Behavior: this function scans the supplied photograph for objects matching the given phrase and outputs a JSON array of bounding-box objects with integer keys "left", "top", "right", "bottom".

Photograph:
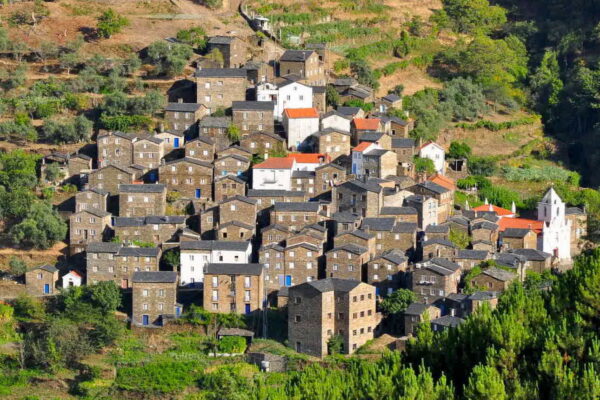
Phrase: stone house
[
  {"left": 214, "top": 175, "right": 246, "bottom": 202},
  {"left": 75, "top": 189, "right": 108, "bottom": 213},
  {"left": 207, "top": 36, "right": 248, "bottom": 68},
  {"left": 68, "top": 153, "right": 93, "bottom": 178},
  {"left": 334, "top": 178, "right": 384, "bottom": 218},
  {"left": 425, "top": 224, "right": 450, "bottom": 240},
  {"left": 357, "top": 147, "right": 397, "bottom": 179},
  {"left": 325, "top": 244, "right": 370, "bottom": 281},
  {"left": 422, "top": 238, "right": 457, "bottom": 260},
  {"left": 118, "top": 184, "right": 167, "bottom": 217},
  {"left": 404, "top": 303, "right": 442, "bottom": 336},
  {"left": 164, "top": 102, "right": 206, "bottom": 135},
  {"left": 260, "top": 242, "right": 321, "bottom": 292},
  {"left": 26, "top": 265, "right": 58, "bottom": 296},
  {"left": 290, "top": 171, "right": 316, "bottom": 197},
  {"left": 218, "top": 145, "right": 253, "bottom": 159},
  {"left": 217, "top": 221, "right": 255, "bottom": 241},
  {"left": 69, "top": 209, "right": 112, "bottom": 254},
  {"left": 185, "top": 136, "right": 216, "bottom": 162},
  {"left": 155, "top": 131, "right": 186, "bottom": 152},
  {"left": 431, "top": 315, "right": 465, "bottom": 332},
  {"left": 500, "top": 228, "right": 537, "bottom": 250},
  {"left": 379, "top": 115, "right": 413, "bottom": 137},
  {"left": 404, "top": 195, "right": 438, "bottom": 229},
  {"left": 566, "top": 206, "right": 587, "bottom": 257},
  {"left": 351, "top": 118, "right": 381, "bottom": 145},
  {"left": 278, "top": 50, "right": 325, "bottom": 86},
  {"left": 337, "top": 106, "right": 365, "bottom": 119},
  {"left": 470, "top": 267, "right": 518, "bottom": 292},
  {"left": 412, "top": 258, "right": 461, "bottom": 303},
  {"left": 312, "top": 129, "right": 351, "bottom": 161},
  {"left": 287, "top": 279, "right": 377, "bottom": 357},
  {"left": 132, "top": 137, "right": 164, "bottom": 170},
  {"left": 219, "top": 195, "right": 257, "bottom": 227},
  {"left": 159, "top": 157, "right": 213, "bottom": 200},
  {"left": 88, "top": 165, "right": 137, "bottom": 195},
  {"left": 391, "top": 138, "right": 416, "bottom": 175},
  {"left": 332, "top": 212, "right": 362, "bottom": 236},
  {"left": 195, "top": 68, "right": 247, "bottom": 113},
  {"left": 214, "top": 154, "right": 251, "bottom": 178},
  {"left": 112, "top": 215, "right": 186, "bottom": 245},
  {"left": 379, "top": 206, "right": 418, "bottom": 224},
  {"left": 132, "top": 271, "right": 180, "bottom": 327},
  {"left": 179, "top": 240, "right": 252, "bottom": 286},
  {"left": 260, "top": 224, "right": 291, "bottom": 246},
  {"left": 360, "top": 217, "right": 414, "bottom": 254},
  {"left": 314, "top": 163, "right": 347, "bottom": 198},
  {"left": 376, "top": 94, "right": 403, "bottom": 114},
  {"left": 510, "top": 248, "right": 553, "bottom": 273},
  {"left": 334, "top": 229, "right": 376, "bottom": 255},
  {"left": 471, "top": 221, "right": 499, "bottom": 246},
  {"left": 240, "top": 131, "right": 286, "bottom": 158},
  {"left": 232, "top": 101, "right": 275, "bottom": 135},
  {"left": 97, "top": 131, "right": 137, "bottom": 168},
  {"left": 283, "top": 108, "right": 320, "bottom": 151},
  {"left": 366, "top": 250, "right": 408, "bottom": 296},
  {"left": 86, "top": 242, "right": 161, "bottom": 288},
  {"left": 247, "top": 189, "right": 308, "bottom": 214},
  {"left": 198, "top": 116, "right": 232, "bottom": 151},
  {"left": 409, "top": 181, "right": 453, "bottom": 224},
  {"left": 204, "top": 263, "right": 264, "bottom": 314},
  {"left": 271, "top": 202, "right": 324, "bottom": 231},
  {"left": 453, "top": 249, "right": 489, "bottom": 271},
  {"left": 446, "top": 215, "right": 470, "bottom": 234},
  {"left": 244, "top": 59, "right": 275, "bottom": 84},
  {"left": 358, "top": 132, "right": 392, "bottom": 150}
]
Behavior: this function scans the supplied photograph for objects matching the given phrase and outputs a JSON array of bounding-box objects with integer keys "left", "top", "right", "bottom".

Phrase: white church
[{"left": 537, "top": 187, "right": 572, "bottom": 260}]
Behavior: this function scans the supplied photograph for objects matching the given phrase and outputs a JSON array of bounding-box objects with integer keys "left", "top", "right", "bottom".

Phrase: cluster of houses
[{"left": 27, "top": 35, "right": 587, "bottom": 358}]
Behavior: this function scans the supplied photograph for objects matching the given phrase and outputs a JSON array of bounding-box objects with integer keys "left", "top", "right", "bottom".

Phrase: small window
[{"left": 294, "top": 315, "right": 301, "bottom": 323}]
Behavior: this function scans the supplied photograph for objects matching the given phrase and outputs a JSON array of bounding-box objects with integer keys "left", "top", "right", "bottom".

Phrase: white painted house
[
  {"left": 62, "top": 270, "right": 83, "bottom": 288},
  {"left": 419, "top": 141, "right": 445, "bottom": 174},
  {"left": 538, "top": 188, "right": 571, "bottom": 260},
  {"left": 252, "top": 157, "right": 295, "bottom": 191},
  {"left": 282, "top": 108, "right": 320, "bottom": 151},
  {"left": 257, "top": 81, "right": 313, "bottom": 121},
  {"left": 321, "top": 110, "right": 352, "bottom": 133},
  {"left": 179, "top": 241, "right": 252, "bottom": 286},
  {"left": 351, "top": 142, "right": 381, "bottom": 177}
]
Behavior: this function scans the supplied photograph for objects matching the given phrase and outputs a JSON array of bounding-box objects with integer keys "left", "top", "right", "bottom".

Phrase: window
[
  {"left": 212, "top": 303, "right": 219, "bottom": 310},
  {"left": 306, "top": 262, "right": 313, "bottom": 269},
  {"left": 294, "top": 297, "right": 302, "bottom": 304},
  {"left": 230, "top": 204, "right": 237, "bottom": 211},
  {"left": 212, "top": 290, "right": 218, "bottom": 301},
  {"left": 142, "top": 304, "right": 148, "bottom": 310},
  {"left": 373, "top": 274, "right": 379, "bottom": 280},
  {"left": 108, "top": 266, "right": 114, "bottom": 273},
  {"left": 289, "top": 262, "right": 295, "bottom": 269},
  {"left": 244, "top": 276, "right": 251, "bottom": 288},
  {"left": 294, "top": 315, "right": 301, "bottom": 323},
  {"left": 142, "top": 289, "right": 149, "bottom": 297},
  {"left": 244, "top": 290, "right": 251, "bottom": 301},
  {"left": 158, "top": 303, "right": 164, "bottom": 311}
]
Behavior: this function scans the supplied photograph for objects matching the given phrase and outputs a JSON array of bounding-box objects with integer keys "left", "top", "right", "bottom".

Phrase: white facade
[
  {"left": 179, "top": 241, "right": 252, "bottom": 285},
  {"left": 252, "top": 166, "right": 293, "bottom": 190},
  {"left": 419, "top": 142, "right": 445, "bottom": 174},
  {"left": 283, "top": 115, "right": 320, "bottom": 151},
  {"left": 321, "top": 113, "right": 351, "bottom": 132},
  {"left": 537, "top": 188, "right": 571, "bottom": 260},
  {"left": 257, "top": 81, "right": 313, "bottom": 121},
  {"left": 351, "top": 143, "right": 380, "bottom": 177},
  {"left": 62, "top": 271, "right": 82, "bottom": 288}
]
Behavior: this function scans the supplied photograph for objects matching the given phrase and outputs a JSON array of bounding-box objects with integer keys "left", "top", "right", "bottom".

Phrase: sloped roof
[
  {"left": 280, "top": 50, "right": 315, "bottom": 62},
  {"left": 165, "top": 102, "right": 202, "bottom": 112},
  {"left": 133, "top": 271, "right": 177, "bottom": 283},
  {"left": 284, "top": 108, "right": 319, "bottom": 119},
  {"left": 429, "top": 174, "right": 456, "bottom": 191},
  {"left": 380, "top": 206, "right": 417, "bottom": 215},
  {"left": 194, "top": 68, "right": 247, "bottom": 78},
  {"left": 274, "top": 202, "right": 320, "bottom": 212},
  {"left": 353, "top": 118, "right": 380, "bottom": 130},
  {"left": 472, "top": 204, "right": 514, "bottom": 216},
  {"left": 288, "top": 153, "right": 328, "bottom": 164},
  {"left": 498, "top": 217, "right": 543, "bottom": 234},
  {"left": 502, "top": 228, "right": 532, "bottom": 238},
  {"left": 482, "top": 266, "right": 517, "bottom": 282},
  {"left": 119, "top": 184, "right": 166, "bottom": 193}
]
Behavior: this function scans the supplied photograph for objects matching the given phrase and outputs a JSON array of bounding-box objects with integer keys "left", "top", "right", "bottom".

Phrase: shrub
[
  {"left": 97, "top": 9, "right": 129, "bottom": 38},
  {"left": 116, "top": 361, "right": 204, "bottom": 394},
  {"left": 217, "top": 336, "right": 246, "bottom": 354},
  {"left": 414, "top": 156, "right": 436, "bottom": 174}
]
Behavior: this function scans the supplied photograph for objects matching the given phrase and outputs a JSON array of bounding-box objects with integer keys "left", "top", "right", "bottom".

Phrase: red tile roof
[
  {"left": 498, "top": 218, "right": 543, "bottom": 233},
  {"left": 473, "top": 204, "right": 514, "bottom": 217},
  {"left": 67, "top": 270, "right": 82, "bottom": 278},
  {"left": 288, "top": 153, "right": 330, "bottom": 164},
  {"left": 429, "top": 174, "right": 456, "bottom": 191},
  {"left": 353, "top": 118, "right": 380, "bottom": 131},
  {"left": 353, "top": 142, "right": 373, "bottom": 152},
  {"left": 284, "top": 108, "right": 319, "bottom": 119},
  {"left": 253, "top": 157, "right": 295, "bottom": 169}
]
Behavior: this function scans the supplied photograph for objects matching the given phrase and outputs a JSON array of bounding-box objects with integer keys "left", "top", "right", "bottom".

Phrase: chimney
[
  {"left": 450, "top": 308, "right": 455, "bottom": 317},
  {"left": 484, "top": 198, "right": 489, "bottom": 205},
  {"left": 511, "top": 201, "right": 516, "bottom": 214},
  {"left": 178, "top": 98, "right": 183, "bottom": 103},
  {"left": 488, "top": 203, "right": 493, "bottom": 212}
]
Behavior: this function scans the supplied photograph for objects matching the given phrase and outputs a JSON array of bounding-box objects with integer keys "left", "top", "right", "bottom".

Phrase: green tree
[
  {"left": 162, "top": 248, "right": 181, "bottom": 271},
  {"left": 442, "top": 0, "right": 507, "bottom": 34},
  {"left": 0, "top": 150, "right": 40, "bottom": 190},
  {"left": 327, "top": 334, "right": 344, "bottom": 355},
  {"left": 43, "top": 162, "right": 64, "bottom": 183},
  {"left": 97, "top": 9, "right": 130, "bottom": 38},
  {"left": 86, "top": 281, "right": 121, "bottom": 314},
  {"left": 441, "top": 77, "right": 488, "bottom": 121},
  {"left": 147, "top": 41, "right": 193, "bottom": 77},
  {"left": 530, "top": 50, "right": 563, "bottom": 118},
  {"left": 448, "top": 141, "right": 472, "bottom": 159},
  {"left": 8, "top": 256, "right": 27, "bottom": 276},
  {"left": 226, "top": 124, "right": 241, "bottom": 143},
  {"left": 206, "top": 48, "right": 224, "bottom": 67},
  {"left": 449, "top": 228, "right": 470, "bottom": 248},
  {"left": 414, "top": 156, "right": 436, "bottom": 174},
  {"left": 380, "top": 289, "right": 416, "bottom": 315},
  {"left": 350, "top": 59, "right": 379, "bottom": 89},
  {"left": 9, "top": 201, "right": 67, "bottom": 249},
  {"left": 176, "top": 26, "right": 207, "bottom": 50},
  {"left": 464, "top": 365, "right": 506, "bottom": 400},
  {"left": 326, "top": 85, "right": 341, "bottom": 107}
]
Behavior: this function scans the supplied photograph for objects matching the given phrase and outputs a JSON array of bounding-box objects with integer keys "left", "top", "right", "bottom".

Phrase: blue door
[
  {"left": 175, "top": 306, "right": 181, "bottom": 317},
  {"left": 174, "top": 138, "right": 180, "bottom": 148},
  {"left": 142, "top": 315, "right": 149, "bottom": 326},
  {"left": 376, "top": 287, "right": 380, "bottom": 296},
  {"left": 43, "top": 284, "right": 50, "bottom": 294},
  {"left": 149, "top": 172, "right": 157, "bottom": 182},
  {"left": 195, "top": 189, "right": 201, "bottom": 199},
  {"left": 245, "top": 304, "right": 251, "bottom": 314},
  {"left": 285, "top": 275, "right": 292, "bottom": 286}
]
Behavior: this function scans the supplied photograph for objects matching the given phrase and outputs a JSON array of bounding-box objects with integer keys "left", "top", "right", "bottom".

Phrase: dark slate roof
[
  {"left": 314, "top": 128, "right": 351, "bottom": 137},
  {"left": 77, "top": 208, "right": 111, "bottom": 218},
  {"left": 245, "top": 131, "right": 285, "bottom": 141},
  {"left": 321, "top": 110, "right": 352, "bottom": 120},
  {"left": 393, "top": 222, "right": 418, "bottom": 233},
  {"left": 280, "top": 50, "right": 315, "bottom": 62},
  {"left": 220, "top": 195, "right": 257, "bottom": 205},
  {"left": 468, "top": 291, "right": 498, "bottom": 301},
  {"left": 291, "top": 278, "right": 361, "bottom": 294},
  {"left": 416, "top": 181, "right": 449, "bottom": 195},
  {"left": 566, "top": 207, "right": 585, "bottom": 215},
  {"left": 332, "top": 211, "right": 361, "bottom": 223},
  {"left": 132, "top": 271, "right": 177, "bottom": 283},
  {"left": 332, "top": 78, "right": 357, "bottom": 86},
  {"left": 471, "top": 221, "right": 499, "bottom": 231},
  {"left": 164, "top": 157, "right": 213, "bottom": 168},
  {"left": 382, "top": 94, "right": 401, "bottom": 102},
  {"left": 262, "top": 223, "right": 290, "bottom": 233},
  {"left": 35, "top": 264, "right": 58, "bottom": 273},
  {"left": 446, "top": 293, "right": 468, "bottom": 302},
  {"left": 404, "top": 194, "right": 430, "bottom": 204},
  {"left": 87, "top": 242, "right": 120, "bottom": 253},
  {"left": 360, "top": 132, "right": 385, "bottom": 142},
  {"left": 380, "top": 250, "right": 406, "bottom": 265},
  {"left": 430, "top": 258, "right": 461, "bottom": 272},
  {"left": 495, "top": 253, "right": 527, "bottom": 268},
  {"left": 330, "top": 243, "right": 368, "bottom": 255},
  {"left": 291, "top": 170, "right": 315, "bottom": 179},
  {"left": 338, "top": 229, "right": 375, "bottom": 240},
  {"left": 113, "top": 216, "right": 186, "bottom": 227},
  {"left": 423, "top": 238, "right": 456, "bottom": 248},
  {"left": 118, "top": 247, "right": 160, "bottom": 257},
  {"left": 377, "top": 114, "right": 409, "bottom": 126},
  {"left": 136, "top": 136, "right": 164, "bottom": 145},
  {"left": 161, "top": 130, "right": 185, "bottom": 137},
  {"left": 380, "top": 206, "right": 417, "bottom": 215},
  {"left": 274, "top": 202, "right": 319, "bottom": 212},
  {"left": 337, "top": 106, "right": 362, "bottom": 116},
  {"left": 431, "top": 315, "right": 465, "bottom": 328},
  {"left": 341, "top": 178, "right": 382, "bottom": 194},
  {"left": 302, "top": 223, "right": 327, "bottom": 233},
  {"left": 278, "top": 286, "right": 289, "bottom": 297},
  {"left": 425, "top": 224, "right": 450, "bottom": 234},
  {"left": 366, "top": 148, "right": 388, "bottom": 158},
  {"left": 286, "top": 242, "right": 319, "bottom": 251},
  {"left": 261, "top": 243, "right": 285, "bottom": 252},
  {"left": 448, "top": 216, "right": 470, "bottom": 227},
  {"left": 194, "top": 68, "right": 247, "bottom": 78},
  {"left": 219, "top": 221, "right": 255, "bottom": 230},
  {"left": 502, "top": 228, "right": 531, "bottom": 238},
  {"left": 247, "top": 189, "right": 305, "bottom": 197},
  {"left": 215, "top": 174, "right": 246, "bottom": 184},
  {"left": 510, "top": 248, "right": 552, "bottom": 261},
  {"left": 482, "top": 267, "right": 517, "bottom": 282},
  {"left": 199, "top": 117, "right": 231, "bottom": 128},
  {"left": 119, "top": 184, "right": 166, "bottom": 193},
  {"left": 165, "top": 102, "right": 202, "bottom": 112},
  {"left": 361, "top": 217, "right": 396, "bottom": 231},
  {"left": 232, "top": 101, "right": 275, "bottom": 111},
  {"left": 180, "top": 240, "right": 250, "bottom": 251},
  {"left": 216, "top": 153, "right": 250, "bottom": 163},
  {"left": 404, "top": 302, "right": 428, "bottom": 316},
  {"left": 456, "top": 250, "right": 488, "bottom": 260},
  {"left": 208, "top": 35, "right": 235, "bottom": 44},
  {"left": 71, "top": 152, "right": 92, "bottom": 160},
  {"left": 98, "top": 131, "right": 136, "bottom": 141},
  {"left": 205, "top": 263, "right": 263, "bottom": 275},
  {"left": 315, "top": 162, "right": 346, "bottom": 171},
  {"left": 391, "top": 138, "right": 416, "bottom": 148}
]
